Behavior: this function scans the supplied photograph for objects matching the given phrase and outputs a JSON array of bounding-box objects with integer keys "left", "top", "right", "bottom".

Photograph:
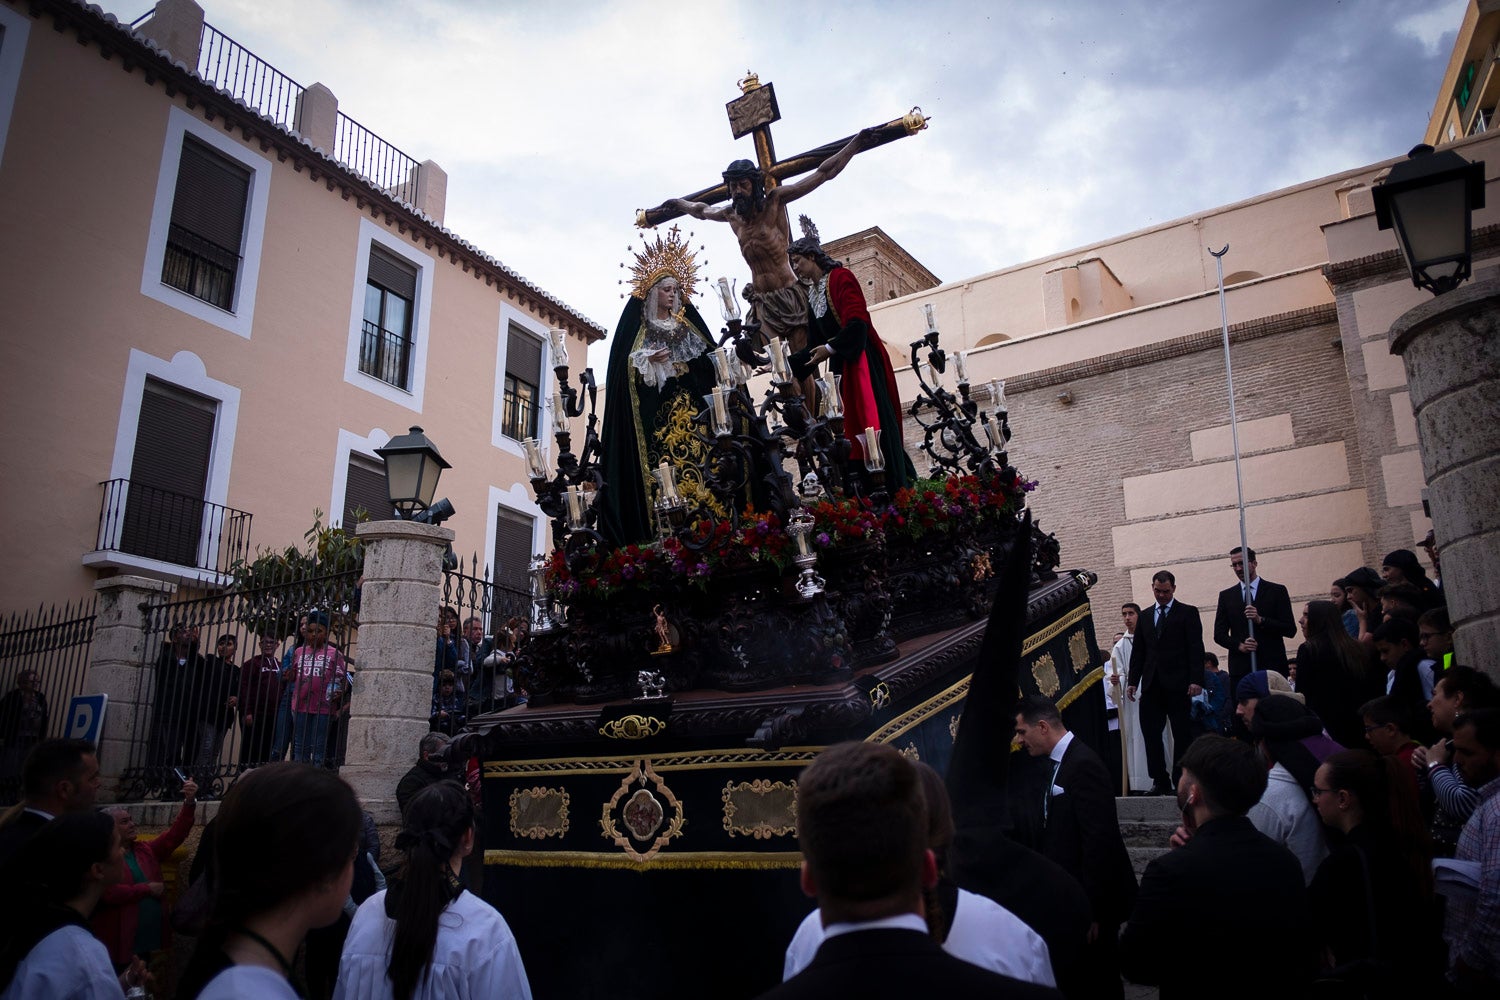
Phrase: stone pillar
[
  {"left": 88, "top": 576, "right": 175, "bottom": 801},
  {"left": 1388, "top": 277, "right": 1500, "bottom": 681},
  {"left": 294, "top": 82, "right": 339, "bottom": 154},
  {"left": 413, "top": 160, "right": 447, "bottom": 224},
  {"left": 346, "top": 520, "right": 453, "bottom": 823},
  {"left": 135, "top": 0, "right": 205, "bottom": 66}
]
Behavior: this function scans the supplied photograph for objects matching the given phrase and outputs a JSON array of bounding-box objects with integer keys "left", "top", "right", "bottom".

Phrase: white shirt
[
  {"left": 783, "top": 893, "right": 1054, "bottom": 986},
  {"left": 334, "top": 889, "right": 532, "bottom": 1000},
  {"left": 197, "top": 965, "right": 299, "bottom": 1000},
  {"left": 0, "top": 924, "right": 122, "bottom": 1000}
]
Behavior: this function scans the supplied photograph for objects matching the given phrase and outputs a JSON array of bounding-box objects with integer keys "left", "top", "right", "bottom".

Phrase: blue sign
[{"left": 65, "top": 694, "right": 109, "bottom": 743}]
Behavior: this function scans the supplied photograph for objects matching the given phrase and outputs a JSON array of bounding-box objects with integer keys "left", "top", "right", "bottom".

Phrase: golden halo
[{"left": 628, "top": 225, "right": 700, "bottom": 301}]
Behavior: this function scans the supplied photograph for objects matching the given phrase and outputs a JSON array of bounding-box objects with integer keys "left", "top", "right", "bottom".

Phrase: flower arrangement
[{"left": 543, "top": 470, "right": 1034, "bottom": 602}]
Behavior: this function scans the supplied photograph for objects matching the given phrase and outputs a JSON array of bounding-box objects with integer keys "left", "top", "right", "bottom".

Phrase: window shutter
[
  {"left": 343, "top": 455, "right": 397, "bottom": 527},
  {"left": 121, "top": 379, "right": 216, "bottom": 565},
  {"left": 493, "top": 507, "right": 535, "bottom": 594},
  {"left": 171, "top": 136, "right": 251, "bottom": 253},
  {"left": 367, "top": 244, "right": 418, "bottom": 300},
  {"left": 505, "top": 326, "right": 543, "bottom": 384}
]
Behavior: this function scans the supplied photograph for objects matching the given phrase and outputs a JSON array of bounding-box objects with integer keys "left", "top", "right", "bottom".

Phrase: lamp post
[
  {"left": 1372, "top": 144, "right": 1486, "bottom": 296},
  {"left": 375, "top": 426, "right": 451, "bottom": 519}
]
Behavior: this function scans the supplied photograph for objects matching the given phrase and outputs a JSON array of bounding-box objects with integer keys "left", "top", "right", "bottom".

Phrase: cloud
[{"left": 109, "top": 0, "right": 1466, "bottom": 364}]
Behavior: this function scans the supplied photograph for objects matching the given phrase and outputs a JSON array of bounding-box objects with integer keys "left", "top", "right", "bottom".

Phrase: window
[
  {"left": 161, "top": 136, "right": 251, "bottom": 310},
  {"left": 0, "top": 6, "right": 32, "bottom": 170},
  {"left": 342, "top": 453, "right": 397, "bottom": 527},
  {"left": 502, "top": 325, "right": 543, "bottom": 440},
  {"left": 493, "top": 505, "right": 535, "bottom": 597},
  {"left": 142, "top": 108, "right": 270, "bottom": 337},
  {"left": 359, "top": 245, "right": 418, "bottom": 389},
  {"left": 119, "top": 378, "right": 217, "bottom": 567}
]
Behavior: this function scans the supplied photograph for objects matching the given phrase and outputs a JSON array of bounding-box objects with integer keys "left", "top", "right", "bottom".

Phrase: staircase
[{"left": 1116, "top": 796, "right": 1181, "bottom": 878}]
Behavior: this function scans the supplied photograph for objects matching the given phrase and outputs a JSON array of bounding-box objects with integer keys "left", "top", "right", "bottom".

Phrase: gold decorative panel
[
  {"left": 600, "top": 759, "right": 685, "bottom": 862},
  {"left": 721, "top": 779, "right": 797, "bottom": 840},
  {"left": 1068, "top": 630, "right": 1091, "bottom": 676},
  {"left": 508, "top": 786, "right": 570, "bottom": 840},
  {"left": 1031, "top": 652, "right": 1060, "bottom": 697}
]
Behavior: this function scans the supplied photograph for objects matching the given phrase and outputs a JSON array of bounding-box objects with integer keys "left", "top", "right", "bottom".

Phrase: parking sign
[{"left": 65, "top": 693, "right": 109, "bottom": 743}]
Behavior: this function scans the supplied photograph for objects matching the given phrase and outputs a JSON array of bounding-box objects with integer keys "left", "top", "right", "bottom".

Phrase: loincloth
[{"left": 751, "top": 284, "right": 810, "bottom": 351}]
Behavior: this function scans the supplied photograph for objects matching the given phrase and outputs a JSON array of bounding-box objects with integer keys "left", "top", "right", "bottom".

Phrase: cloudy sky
[{"left": 106, "top": 0, "right": 1464, "bottom": 367}]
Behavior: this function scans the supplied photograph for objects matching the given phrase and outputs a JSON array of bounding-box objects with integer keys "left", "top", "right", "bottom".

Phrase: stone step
[
  {"left": 1129, "top": 845, "right": 1170, "bottom": 879},
  {"left": 1114, "top": 795, "right": 1182, "bottom": 823}
]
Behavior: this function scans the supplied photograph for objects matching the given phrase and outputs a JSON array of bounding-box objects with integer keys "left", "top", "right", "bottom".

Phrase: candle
[
  {"left": 767, "top": 337, "right": 789, "bottom": 379},
  {"left": 548, "top": 328, "right": 569, "bottom": 367},
  {"left": 551, "top": 390, "right": 569, "bottom": 433},
  {"left": 711, "top": 346, "right": 734, "bottom": 385},
  {"left": 657, "top": 461, "right": 678, "bottom": 500},
  {"left": 923, "top": 303, "right": 938, "bottom": 334},
  {"left": 825, "top": 374, "right": 843, "bottom": 418},
  {"left": 864, "top": 425, "right": 885, "bottom": 471},
  {"left": 922, "top": 361, "right": 940, "bottom": 388},
  {"left": 954, "top": 351, "right": 970, "bottom": 384},
  {"left": 716, "top": 277, "right": 741, "bottom": 321},
  {"left": 523, "top": 437, "right": 549, "bottom": 479},
  {"left": 989, "top": 379, "right": 1008, "bottom": 413},
  {"left": 565, "top": 485, "right": 585, "bottom": 526},
  {"left": 710, "top": 386, "right": 729, "bottom": 429}
]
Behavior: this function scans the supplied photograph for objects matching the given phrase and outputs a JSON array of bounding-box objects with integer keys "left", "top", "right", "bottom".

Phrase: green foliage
[{"left": 227, "top": 510, "right": 364, "bottom": 642}]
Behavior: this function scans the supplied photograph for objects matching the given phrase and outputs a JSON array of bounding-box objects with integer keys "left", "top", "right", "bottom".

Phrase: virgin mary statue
[{"left": 598, "top": 227, "right": 724, "bottom": 546}]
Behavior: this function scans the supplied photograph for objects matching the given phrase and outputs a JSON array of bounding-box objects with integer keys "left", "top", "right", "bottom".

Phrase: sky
[{"left": 105, "top": 0, "right": 1466, "bottom": 370}]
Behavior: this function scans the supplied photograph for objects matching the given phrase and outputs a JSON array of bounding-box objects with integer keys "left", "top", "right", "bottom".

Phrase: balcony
[
  {"left": 359, "top": 319, "right": 413, "bottom": 390},
  {"left": 84, "top": 479, "right": 252, "bottom": 586}
]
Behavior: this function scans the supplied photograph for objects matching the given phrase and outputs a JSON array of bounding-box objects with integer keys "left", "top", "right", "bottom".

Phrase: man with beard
[{"left": 646, "top": 129, "right": 874, "bottom": 369}]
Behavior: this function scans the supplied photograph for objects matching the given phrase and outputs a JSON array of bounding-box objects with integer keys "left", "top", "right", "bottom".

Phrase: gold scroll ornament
[{"left": 721, "top": 779, "right": 797, "bottom": 840}]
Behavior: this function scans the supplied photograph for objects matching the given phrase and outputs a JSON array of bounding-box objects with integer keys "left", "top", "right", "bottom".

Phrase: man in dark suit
[
  {"left": 757, "top": 741, "right": 1058, "bottom": 1000},
  {"left": 0, "top": 738, "right": 101, "bottom": 867},
  {"left": 1014, "top": 696, "right": 1136, "bottom": 999},
  {"left": 1126, "top": 570, "right": 1205, "bottom": 792},
  {"left": 1120, "top": 735, "right": 1314, "bottom": 999},
  {"left": 1213, "top": 546, "right": 1296, "bottom": 690}
]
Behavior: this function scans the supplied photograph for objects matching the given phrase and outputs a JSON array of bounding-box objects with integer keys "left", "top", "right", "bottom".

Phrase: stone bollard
[
  {"left": 345, "top": 520, "right": 453, "bottom": 824},
  {"left": 1389, "top": 277, "right": 1500, "bottom": 682},
  {"left": 89, "top": 576, "right": 175, "bottom": 801}
]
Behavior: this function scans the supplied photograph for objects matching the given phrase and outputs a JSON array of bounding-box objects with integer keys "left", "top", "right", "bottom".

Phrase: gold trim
[
  {"left": 1056, "top": 666, "right": 1105, "bottom": 712},
  {"left": 1068, "top": 629, "right": 1091, "bottom": 676},
  {"left": 869, "top": 682, "right": 892, "bottom": 710},
  {"left": 484, "top": 747, "right": 821, "bottom": 779},
  {"left": 722, "top": 779, "right": 798, "bottom": 839},
  {"left": 507, "top": 786, "right": 570, "bottom": 840},
  {"left": 598, "top": 715, "right": 667, "bottom": 740},
  {"left": 868, "top": 673, "right": 970, "bottom": 745},
  {"left": 1021, "top": 602, "right": 1092, "bottom": 656},
  {"left": 485, "top": 849, "right": 803, "bottom": 871},
  {"left": 600, "top": 759, "right": 686, "bottom": 861}
]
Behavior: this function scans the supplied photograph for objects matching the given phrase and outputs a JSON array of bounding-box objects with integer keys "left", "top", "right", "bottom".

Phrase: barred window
[{"left": 161, "top": 136, "right": 250, "bottom": 310}]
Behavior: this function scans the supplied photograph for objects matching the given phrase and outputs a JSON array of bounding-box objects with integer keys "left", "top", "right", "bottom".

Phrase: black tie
[{"left": 1156, "top": 605, "right": 1167, "bottom": 633}]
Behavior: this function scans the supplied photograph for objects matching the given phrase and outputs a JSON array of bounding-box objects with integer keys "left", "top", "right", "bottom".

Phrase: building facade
[
  {"left": 0, "top": 0, "right": 604, "bottom": 614},
  {"left": 871, "top": 128, "right": 1499, "bottom": 647}
]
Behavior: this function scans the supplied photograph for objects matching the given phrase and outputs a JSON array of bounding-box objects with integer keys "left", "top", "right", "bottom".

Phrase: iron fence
[
  {"left": 440, "top": 556, "right": 533, "bottom": 728},
  {"left": 358, "top": 318, "right": 413, "bottom": 389},
  {"left": 196, "top": 21, "right": 305, "bottom": 131},
  {"left": 117, "top": 563, "right": 360, "bottom": 801},
  {"left": 335, "top": 111, "right": 420, "bottom": 202},
  {"left": 0, "top": 598, "right": 96, "bottom": 804},
  {"left": 95, "top": 479, "right": 253, "bottom": 578}
]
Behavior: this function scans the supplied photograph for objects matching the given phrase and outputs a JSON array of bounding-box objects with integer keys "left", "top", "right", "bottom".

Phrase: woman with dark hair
[
  {"left": 782, "top": 761, "right": 1055, "bottom": 988},
  {"left": 335, "top": 781, "right": 531, "bottom": 1000},
  {"left": 1294, "top": 600, "right": 1379, "bottom": 748},
  {"left": 0, "top": 810, "right": 147, "bottom": 997},
  {"left": 1309, "top": 749, "right": 1442, "bottom": 995},
  {"left": 1381, "top": 549, "right": 1442, "bottom": 610},
  {"left": 1329, "top": 580, "right": 1359, "bottom": 639},
  {"left": 180, "top": 762, "right": 362, "bottom": 1000}
]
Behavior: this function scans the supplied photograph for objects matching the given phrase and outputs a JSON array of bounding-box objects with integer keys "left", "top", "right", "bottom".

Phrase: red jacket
[{"left": 91, "top": 801, "right": 195, "bottom": 964}]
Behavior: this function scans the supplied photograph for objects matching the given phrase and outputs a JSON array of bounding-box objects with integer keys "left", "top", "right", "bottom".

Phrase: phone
[{"left": 172, "top": 767, "right": 190, "bottom": 785}]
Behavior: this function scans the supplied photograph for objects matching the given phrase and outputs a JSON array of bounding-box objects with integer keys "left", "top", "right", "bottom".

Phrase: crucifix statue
[{"left": 637, "top": 72, "right": 927, "bottom": 373}]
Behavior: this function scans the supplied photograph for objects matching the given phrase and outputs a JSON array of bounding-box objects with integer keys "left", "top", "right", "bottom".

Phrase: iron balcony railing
[
  {"left": 187, "top": 21, "right": 420, "bottom": 199},
  {"left": 359, "top": 319, "right": 413, "bottom": 390},
  {"left": 94, "top": 479, "right": 253, "bottom": 578}
]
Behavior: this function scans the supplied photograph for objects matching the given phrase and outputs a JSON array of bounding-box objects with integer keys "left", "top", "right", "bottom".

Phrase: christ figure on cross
[{"left": 641, "top": 128, "right": 876, "bottom": 366}]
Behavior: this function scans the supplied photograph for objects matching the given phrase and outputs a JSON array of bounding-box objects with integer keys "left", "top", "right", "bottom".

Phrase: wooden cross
[{"left": 636, "top": 72, "right": 928, "bottom": 229}]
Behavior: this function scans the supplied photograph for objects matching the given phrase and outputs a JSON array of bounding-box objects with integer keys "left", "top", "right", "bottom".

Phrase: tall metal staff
[{"left": 1209, "top": 246, "right": 1256, "bottom": 671}]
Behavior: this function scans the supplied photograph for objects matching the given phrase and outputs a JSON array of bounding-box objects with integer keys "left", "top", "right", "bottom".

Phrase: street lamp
[
  {"left": 1373, "top": 144, "right": 1487, "bottom": 296},
  {"left": 375, "top": 425, "right": 451, "bottom": 519}
]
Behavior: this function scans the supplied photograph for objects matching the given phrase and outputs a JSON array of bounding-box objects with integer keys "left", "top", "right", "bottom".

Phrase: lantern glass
[{"left": 375, "top": 426, "right": 449, "bottom": 516}]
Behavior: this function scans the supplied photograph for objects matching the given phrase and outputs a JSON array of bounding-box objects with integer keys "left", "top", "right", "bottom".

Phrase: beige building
[
  {"left": 0, "top": 0, "right": 605, "bottom": 614},
  {"left": 872, "top": 126, "right": 1499, "bottom": 646}
]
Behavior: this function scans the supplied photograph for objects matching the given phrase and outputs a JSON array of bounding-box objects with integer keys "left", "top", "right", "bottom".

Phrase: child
[
  {"left": 286, "top": 611, "right": 348, "bottom": 767},
  {"left": 430, "top": 669, "right": 466, "bottom": 736}
]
